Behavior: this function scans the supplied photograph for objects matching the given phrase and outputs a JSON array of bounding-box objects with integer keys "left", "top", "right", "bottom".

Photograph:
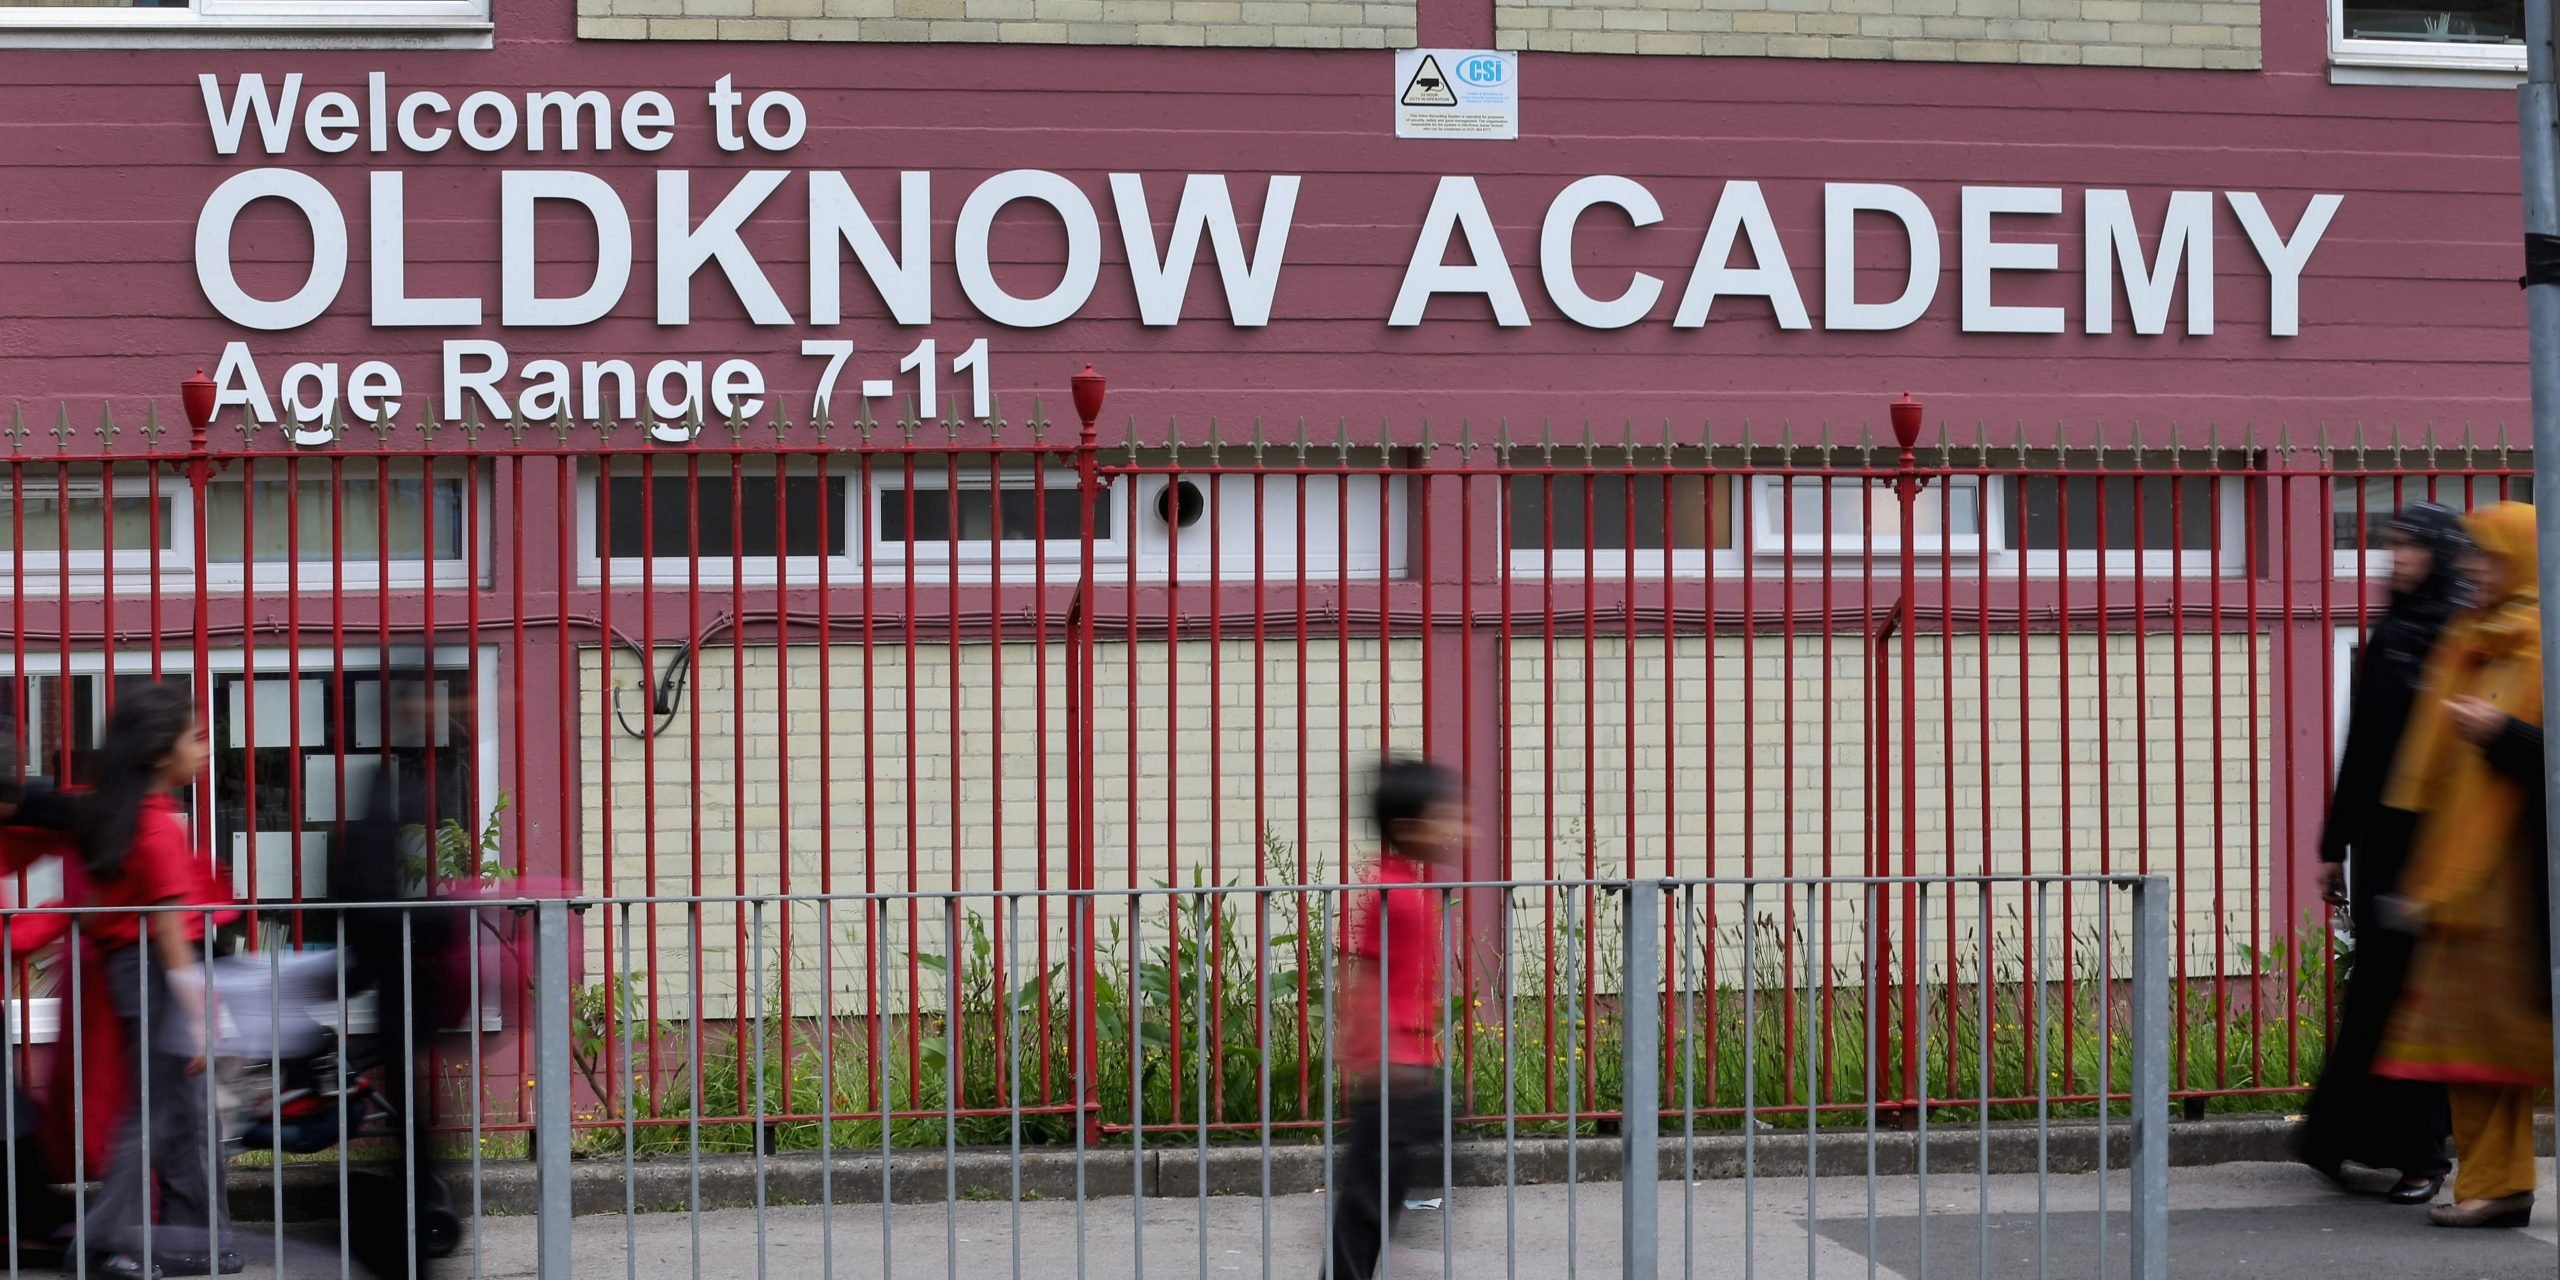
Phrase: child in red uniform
[
  {"left": 69, "top": 684, "right": 237, "bottom": 1280},
  {"left": 2, "top": 740, "right": 84, "bottom": 1267},
  {"left": 1323, "top": 759, "right": 1464, "bottom": 1280}
]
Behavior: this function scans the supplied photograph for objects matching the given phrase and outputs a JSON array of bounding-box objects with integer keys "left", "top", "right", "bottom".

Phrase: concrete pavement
[{"left": 220, "top": 1158, "right": 2560, "bottom": 1279}]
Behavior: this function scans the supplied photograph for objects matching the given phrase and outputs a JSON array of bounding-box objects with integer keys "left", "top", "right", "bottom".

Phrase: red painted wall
[{"left": 0, "top": 3, "right": 2526, "bottom": 433}]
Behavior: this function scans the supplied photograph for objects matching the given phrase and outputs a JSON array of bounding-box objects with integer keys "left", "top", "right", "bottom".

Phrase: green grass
[{"left": 552, "top": 868, "right": 2331, "bottom": 1156}]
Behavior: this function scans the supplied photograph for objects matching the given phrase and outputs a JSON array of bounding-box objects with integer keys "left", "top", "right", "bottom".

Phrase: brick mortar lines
[
  {"left": 1492, "top": 0, "right": 2259, "bottom": 66},
  {"left": 577, "top": 0, "right": 1413, "bottom": 42},
  {"left": 579, "top": 0, "right": 2249, "bottom": 56}
]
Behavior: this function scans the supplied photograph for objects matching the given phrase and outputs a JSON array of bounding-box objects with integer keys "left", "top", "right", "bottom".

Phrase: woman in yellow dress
[{"left": 2373, "top": 500, "right": 2556, "bottom": 1228}]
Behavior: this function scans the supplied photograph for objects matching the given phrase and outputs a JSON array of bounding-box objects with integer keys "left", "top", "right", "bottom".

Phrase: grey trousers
[{"left": 81, "top": 944, "right": 228, "bottom": 1261}]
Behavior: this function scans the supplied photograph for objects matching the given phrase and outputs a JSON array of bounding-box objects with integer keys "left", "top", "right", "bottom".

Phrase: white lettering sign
[{"left": 181, "top": 75, "right": 2352, "bottom": 423}]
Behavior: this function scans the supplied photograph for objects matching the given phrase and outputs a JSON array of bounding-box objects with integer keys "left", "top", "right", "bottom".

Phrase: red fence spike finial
[
  {"left": 1889, "top": 392, "right": 1924, "bottom": 452},
  {"left": 1071, "top": 364, "right": 1106, "bottom": 437},
  {"left": 181, "top": 367, "right": 218, "bottom": 443}
]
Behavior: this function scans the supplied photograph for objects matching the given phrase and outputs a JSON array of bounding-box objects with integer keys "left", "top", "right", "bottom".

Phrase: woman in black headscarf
[{"left": 2293, "top": 501, "right": 2472, "bottom": 1201}]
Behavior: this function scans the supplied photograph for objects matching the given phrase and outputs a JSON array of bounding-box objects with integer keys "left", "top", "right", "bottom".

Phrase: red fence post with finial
[
  {"left": 1887, "top": 392, "right": 1927, "bottom": 1116},
  {"left": 181, "top": 368, "right": 219, "bottom": 860},
  {"left": 1068, "top": 364, "right": 1107, "bottom": 1143}
]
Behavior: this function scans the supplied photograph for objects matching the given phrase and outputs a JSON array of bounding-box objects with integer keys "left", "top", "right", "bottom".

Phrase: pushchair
[{"left": 208, "top": 952, "right": 462, "bottom": 1259}]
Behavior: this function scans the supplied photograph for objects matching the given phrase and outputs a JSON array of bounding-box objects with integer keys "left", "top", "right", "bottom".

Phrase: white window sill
[
  {"left": 2329, "top": 41, "right": 2526, "bottom": 89},
  {"left": 0, "top": 17, "right": 491, "bottom": 50},
  {"left": 2331, "top": 61, "right": 2525, "bottom": 89}
]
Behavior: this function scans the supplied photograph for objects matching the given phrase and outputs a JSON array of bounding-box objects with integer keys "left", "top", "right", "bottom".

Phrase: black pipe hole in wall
[{"left": 1156, "top": 479, "right": 1207, "bottom": 529}]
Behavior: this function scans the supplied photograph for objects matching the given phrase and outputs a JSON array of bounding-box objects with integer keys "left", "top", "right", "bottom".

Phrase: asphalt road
[{"left": 220, "top": 1158, "right": 2560, "bottom": 1279}]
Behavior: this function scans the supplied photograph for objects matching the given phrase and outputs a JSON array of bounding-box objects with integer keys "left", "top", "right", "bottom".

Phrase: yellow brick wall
[
  {"left": 574, "top": 0, "right": 1419, "bottom": 47},
  {"left": 1501, "top": 630, "right": 2271, "bottom": 985},
  {"left": 577, "top": 628, "right": 2268, "bottom": 1018},
  {"left": 579, "top": 637, "right": 1426, "bottom": 1016},
  {"left": 1496, "top": 0, "right": 2261, "bottom": 69}
]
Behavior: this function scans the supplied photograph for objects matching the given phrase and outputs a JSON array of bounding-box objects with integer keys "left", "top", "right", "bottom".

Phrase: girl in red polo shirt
[{"left": 70, "top": 684, "right": 237, "bottom": 1280}]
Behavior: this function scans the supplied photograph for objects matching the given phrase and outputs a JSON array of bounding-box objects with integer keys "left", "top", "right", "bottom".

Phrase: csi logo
[{"left": 1456, "top": 56, "right": 1508, "bottom": 87}]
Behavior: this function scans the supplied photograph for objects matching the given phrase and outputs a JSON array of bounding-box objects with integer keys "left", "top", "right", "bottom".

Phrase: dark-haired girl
[{"left": 69, "top": 683, "right": 238, "bottom": 1279}]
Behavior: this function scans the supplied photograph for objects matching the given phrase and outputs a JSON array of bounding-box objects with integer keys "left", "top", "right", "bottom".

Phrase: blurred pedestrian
[
  {"left": 2, "top": 742, "right": 80, "bottom": 1268},
  {"left": 2293, "top": 502, "right": 2467, "bottom": 1201},
  {"left": 327, "top": 678, "right": 469, "bottom": 1280},
  {"left": 2373, "top": 500, "right": 2555, "bottom": 1229},
  {"left": 1321, "top": 759, "right": 1463, "bottom": 1280},
  {"left": 68, "top": 683, "right": 239, "bottom": 1277}
]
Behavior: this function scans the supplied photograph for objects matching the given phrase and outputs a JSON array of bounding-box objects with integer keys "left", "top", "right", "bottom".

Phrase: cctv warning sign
[
  {"left": 1393, "top": 49, "right": 1519, "bottom": 141},
  {"left": 1401, "top": 55, "right": 1460, "bottom": 107}
]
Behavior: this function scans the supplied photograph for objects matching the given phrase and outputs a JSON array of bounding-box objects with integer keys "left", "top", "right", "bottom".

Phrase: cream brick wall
[
  {"left": 579, "top": 637, "right": 1426, "bottom": 1016},
  {"left": 1495, "top": 0, "right": 2262, "bottom": 69},
  {"left": 574, "top": 0, "right": 1418, "bottom": 47},
  {"left": 1503, "top": 631, "right": 2272, "bottom": 986},
  {"left": 576, "top": 628, "right": 2270, "bottom": 1020}
]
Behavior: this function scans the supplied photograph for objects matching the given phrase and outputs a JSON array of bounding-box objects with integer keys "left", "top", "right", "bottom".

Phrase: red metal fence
[{"left": 0, "top": 392, "right": 2530, "bottom": 1142}]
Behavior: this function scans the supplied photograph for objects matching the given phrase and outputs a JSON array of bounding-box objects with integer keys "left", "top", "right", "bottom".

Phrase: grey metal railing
[{"left": 4, "top": 873, "right": 2173, "bottom": 1279}]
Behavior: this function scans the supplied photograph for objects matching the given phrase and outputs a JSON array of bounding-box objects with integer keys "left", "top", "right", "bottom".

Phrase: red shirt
[
  {"left": 67, "top": 796, "right": 222, "bottom": 950},
  {"left": 1337, "top": 854, "right": 1445, "bottom": 1069}
]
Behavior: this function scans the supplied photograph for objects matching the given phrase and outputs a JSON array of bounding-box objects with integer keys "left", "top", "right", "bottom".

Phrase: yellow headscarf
[{"left": 2384, "top": 501, "right": 2544, "bottom": 923}]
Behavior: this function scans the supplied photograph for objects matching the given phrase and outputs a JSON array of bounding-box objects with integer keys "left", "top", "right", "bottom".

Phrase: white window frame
[
  {"left": 1507, "top": 469, "right": 2248, "bottom": 579},
  {"left": 1141, "top": 472, "right": 1410, "bottom": 581},
  {"left": 1991, "top": 473, "right": 2253, "bottom": 579},
  {"left": 201, "top": 465, "right": 482, "bottom": 592},
  {"left": 1, "top": 644, "right": 501, "bottom": 897},
  {"left": 1, "top": 646, "right": 504, "bottom": 1031},
  {"left": 0, "top": 0, "right": 490, "bottom": 49},
  {"left": 2326, "top": 471, "right": 2531, "bottom": 578},
  {"left": 579, "top": 459, "right": 866, "bottom": 589},
  {"left": 575, "top": 463, "right": 1416, "bottom": 586},
  {"left": 2329, "top": 0, "right": 2526, "bottom": 84},
  {"left": 0, "top": 472, "right": 181, "bottom": 582},
  {"left": 1501, "top": 472, "right": 1744, "bottom": 579},
  {"left": 1748, "top": 473, "right": 1992, "bottom": 561},
  {"left": 870, "top": 466, "right": 1128, "bottom": 578},
  {"left": 0, "top": 467, "right": 482, "bottom": 595},
  {"left": 575, "top": 461, "right": 1132, "bottom": 587}
]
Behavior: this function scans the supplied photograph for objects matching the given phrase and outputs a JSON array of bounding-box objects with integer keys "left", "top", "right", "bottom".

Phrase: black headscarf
[
  {"left": 2321, "top": 501, "right": 2476, "bottom": 866},
  {"left": 2360, "top": 501, "right": 2476, "bottom": 694}
]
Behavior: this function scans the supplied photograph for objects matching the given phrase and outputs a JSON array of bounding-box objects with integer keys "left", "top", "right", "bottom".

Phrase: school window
[
  {"left": 2014, "top": 475, "right": 2218, "bottom": 552},
  {"left": 578, "top": 458, "right": 1118, "bottom": 584},
  {"left": 875, "top": 477, "right": 1095, "bottom": 549},
  {"left": 1507, "top": 474, "right": 1731, "bottom": 550},
  {"left": 1986, "top": 473, "right": 2252, "bottom": 578},
  {"left": 213, "top": 665, "right": 482, "bottom": 908},
  {"left": 599, "top": 472, "right": 851, "bottom": 560},
  {"left": 2331, "top": 464, "right": 2529, "bottom": 578},
  {"left": 869, "top": 465, "right": 1128, "bottom": 577},
  {"left": 0, "top": 469, "right": 473, "bottom": 591},
  {"left": 1502, "top": 449, "right": 1736, "bottom": 575},
  {"left": 1, "top": 657, "right": 496, "bottom": 1038},
  {"left": 205, "top": 473, "right": 469, "bottom": 566},
  {"left": 1749, "top": 475, "right": 1989, "bottom": 558},
  {"left": 1505, "top": 450, "right": 2246, "bottom": 577},
  {"left": 0, "top": 0, "right": 490, "bottom": 47},
  {"left": 0, "top": 476, "right": 175, "bottom": 570},
  {"left": 2331, "top": 1, "right": 2524, "bottom": 76}
]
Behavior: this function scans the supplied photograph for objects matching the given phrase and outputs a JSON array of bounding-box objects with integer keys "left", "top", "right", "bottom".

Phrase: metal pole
[
  {"left": 2521, "top": 0, "right": 2560, "bottom": 1161},
  {"left": 1891, "top": 400, "right": 1926, "bottom": 1115},
  {"left": 2127, "top": 876, "right": 2170, "bottom": 1280},
  {"left": 535, "top": 900, "right": 574, "bottom": 1280},
  {"left": 1620, "top": 882, "right": 1661, "bottom": 1276}
]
